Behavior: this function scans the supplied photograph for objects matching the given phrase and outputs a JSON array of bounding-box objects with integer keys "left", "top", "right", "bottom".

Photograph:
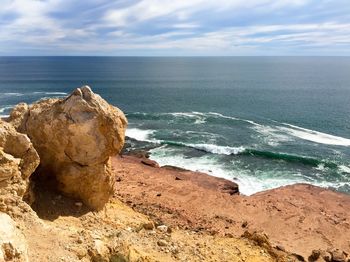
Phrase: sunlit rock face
[
  {"left": 9, "top": 86, "right": 127, "bottom": 210},
  {"left": 0, "top": 119, "right": 40, "bottom": 214}
]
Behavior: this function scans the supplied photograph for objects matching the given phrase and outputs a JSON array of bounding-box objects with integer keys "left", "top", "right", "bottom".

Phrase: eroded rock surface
[
  {"left": 0, "top": 120, "right": 39, "bottom": 215},
  {"left": 9, "top": 86, "right": 127, "bottom": 209},
  {"left": 0, "top": 212, "right": 29, "bottom": 262}
]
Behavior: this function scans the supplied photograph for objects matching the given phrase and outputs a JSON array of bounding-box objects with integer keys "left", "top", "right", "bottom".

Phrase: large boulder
[
  {"left": 8, "top": 86, "right": 127, "bottom": 210},
  {"left": 0, "top": 120, "right": 40, "bottom": 215},
  {"left": 0, "top": 212, "right": 29, "bottom": 262}
]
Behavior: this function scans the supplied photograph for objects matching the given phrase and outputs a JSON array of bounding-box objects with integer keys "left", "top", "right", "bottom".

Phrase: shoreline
[
  {"left": 1, "top": 87, "right": 349, "bottom": 261},
  {"left": 114, "top": 153, "right": 350, "bottom": 259},
  {"left": 123, "top": 143, "right": 350, "bottom": 197}
]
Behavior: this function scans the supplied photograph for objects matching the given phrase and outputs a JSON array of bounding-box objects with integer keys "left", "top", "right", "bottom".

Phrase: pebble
[
  {"left": 157, "top": 239, "right": 168, "bottom": 246},
  {"left": 157, "top": 225, "right": 169, "bottom": 233},
  {"left": 75, "top": 202, "right": 83, "bottom": 207},
  {"left": 241, "top": 221, "right": 248, "bottom": 228},
  {"left": 330, "top": 249, "right": 347, "bottom": 262},
  {"left": 143, "top": 222, "right": 155, "bottom": 230}
]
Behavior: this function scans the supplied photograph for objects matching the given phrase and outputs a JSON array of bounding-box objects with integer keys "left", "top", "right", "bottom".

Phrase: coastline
[
  {"left": 115, "top": 153, "right": 350, "bottom": 259},
  {"left": 1, "top": 87, "right": 349, "bottom": 261}
]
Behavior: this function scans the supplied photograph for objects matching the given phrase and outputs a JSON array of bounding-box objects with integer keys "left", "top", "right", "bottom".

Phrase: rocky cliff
[
  {"left": 0, "top": 86, "right": 349, "bottom": 262},
  {"left": 0, "top": 120, "right": 39, "bottom": 214},
  {"left": 8, "top": 86, "right": 127, "bottom": 209}
]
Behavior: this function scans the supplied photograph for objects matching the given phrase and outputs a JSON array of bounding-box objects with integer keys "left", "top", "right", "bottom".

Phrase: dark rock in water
[{"left": 141, "top": 158, "right": 160, "bottom": 168}]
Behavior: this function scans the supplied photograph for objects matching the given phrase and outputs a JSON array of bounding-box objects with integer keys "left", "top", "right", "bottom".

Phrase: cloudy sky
[{"left": 0, "top": 0, "right": 350, "bottom": 55}]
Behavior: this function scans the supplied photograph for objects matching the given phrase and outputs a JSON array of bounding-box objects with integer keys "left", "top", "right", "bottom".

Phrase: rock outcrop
[
  {"left": 0, "top": 120, "right": 39, "bottom": 215},
  {"left": 8, "top": 86, "right": 127, "bottom": 210},
  {"left": 0, "top": 212, "right": 29, "bottom": 262}
]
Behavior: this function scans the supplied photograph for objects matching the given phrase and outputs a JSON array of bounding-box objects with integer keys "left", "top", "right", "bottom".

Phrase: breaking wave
[
  {"left": 33, "top": 91, "right": 67, "bottom": 95},
  {"left": 125, "top": 127, "right": 342, "bottom": 170},
  {"left": 278, "top": 123, "right": 350, "bottom": 146}
]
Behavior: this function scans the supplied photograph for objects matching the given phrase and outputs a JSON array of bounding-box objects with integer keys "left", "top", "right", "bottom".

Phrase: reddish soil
[{"left": 113, "top": 155, "right": 350, "bottom": 259}]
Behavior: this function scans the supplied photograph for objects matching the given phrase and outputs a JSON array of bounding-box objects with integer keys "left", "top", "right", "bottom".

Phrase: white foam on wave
[
  {"left": 165, "top": 111, "right": 262, "bottom": 126},
  {"left": 148, "top": 146, "right": 316, "bottom": 195},
  {"left": 252, "top": 125, "right": 293, "bottom": 146},
  {"left": 0, "top": 105, "right": 14, "bottom": 113},
  {"left": 125, "top": 127, "right": 241, "bottom": 155},
  {"left": 279, "top": 123, "right": 350, "bottom": 146},
  {"left": 33, "top": 91, "right": 67, "bottom": 95},
  {"left": 170, "top": 112, "right": 206, "bottom": 124},
  {"left": 149, "top": 145, "right": 238, "bottom": 181},
  {"left": 186, "top": 143, "right": 245, "bottom": 155},
  {"left": 125, "top": 128, "right": 159, "bottom": 143},
  {"left": 339, "top": 165, "right": 350, "bottom": 174},
  {"left": 1, "top": 92, "right": 23, "bottom": 97},
  {"left": 208, "top": 112, "right": 261, "bottom": 126}
]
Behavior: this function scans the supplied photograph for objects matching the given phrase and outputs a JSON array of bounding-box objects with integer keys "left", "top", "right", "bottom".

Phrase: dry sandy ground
[{"left": 15, "top": 158, "right": 296, "bottom": 262}]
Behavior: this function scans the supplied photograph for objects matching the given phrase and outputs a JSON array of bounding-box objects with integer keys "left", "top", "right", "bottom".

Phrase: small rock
[
  {"left": 76, "top": 237, "right": 83, "bottom": 244},
  {"left": 143, "top": 222, "right": 155, "bottom": 230},
  {"left": 157, "top": 239, "right": 168, "bottom": 247},
  {"left": 321, "top": 251, "right": 332, "bottom": 262},
  {"left": 157, "top": 225, "right": 168, "bottom": 233},
  {"left": 156, "top": 193, "right": 162, "bottom": 197},
  {"left": 331, "top": 249, "right": 347, "bottom": 262},
  {"left": 308, "top": 250, "right": 320, "bottom": 261},
  {"left": 276, "top": 245, "right": 286, "bottom": 252},
  {"left": 141, "top": 158, "right": 160, "bottom": 168},
  {"left": 73, "top": 247, "right": 87, "bottom": 259},
  {"left": 175, "top": 176, "right": 182, "bottom": 181},
  {"left": 241, "top": 221, "right": 248, "bottom": 228}
]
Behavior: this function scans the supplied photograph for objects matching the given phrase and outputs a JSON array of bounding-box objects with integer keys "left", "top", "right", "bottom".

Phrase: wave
[
  {"left": 162, "top": 141, "right": 246, "bottom": 155},
  {"left": 149, "top": 146, "right": 349, "bottom": 195},
  {"left": 339, "top": 165, "right": 350, "bottom": 174},
  {"left": 125, "top": 128, "right": 159, "bottom": 143},
  {"left": 0, "top": 92, "right": 23, "bottom": 97},
  {"left": 127, "top": 111, "right": 350, "bottom": 148},
  {"left": 207, "top": 112, "right": 261, "bottom": 126},
  {"left": 126, "top": 111, "right": 259, "bottom": 126},
  {"left": 165, "top": 140, "right": 338, "bottom": 169},
  {"left": 241, "top": 149, "right": 338, "bottom": 169},
  {"left": 0, "top": 105, "right": 14, "bottom": 113},
  {"left": 33, "top": 91, "right": 67, "bottom": 95},
  {"left": 278, "top": 123, "right": 350, "bottom": 146},
  {"left": 125, "top": 129, "right": 339, "bottom": 169}
]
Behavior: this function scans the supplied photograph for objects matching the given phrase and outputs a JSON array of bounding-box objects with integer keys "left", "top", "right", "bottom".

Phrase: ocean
[{"left": 1, "top": 56, "right": 349, "bottom": 195}]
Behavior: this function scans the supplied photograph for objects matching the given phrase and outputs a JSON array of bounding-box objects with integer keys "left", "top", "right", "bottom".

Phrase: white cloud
[
  {"left": 0, "top": 0, "right": 349, "bottom": 55},
  {"left": 103, "top": 0, "right": 312, "bottom": 27}
]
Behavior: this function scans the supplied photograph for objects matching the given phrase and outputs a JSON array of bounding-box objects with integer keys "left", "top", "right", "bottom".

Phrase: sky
[{"left": 0, "top": 0, "right": 350, "bottom": 56}]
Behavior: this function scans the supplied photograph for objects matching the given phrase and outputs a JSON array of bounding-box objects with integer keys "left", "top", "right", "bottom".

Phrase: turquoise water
[{"left": 0, "top": 57, "right": 349, "bottom": 194}]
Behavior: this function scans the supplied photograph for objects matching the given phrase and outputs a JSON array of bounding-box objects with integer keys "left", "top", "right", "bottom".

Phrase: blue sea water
[{"left": 0, "top": 56, "right": 350, "bottom": 195}]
